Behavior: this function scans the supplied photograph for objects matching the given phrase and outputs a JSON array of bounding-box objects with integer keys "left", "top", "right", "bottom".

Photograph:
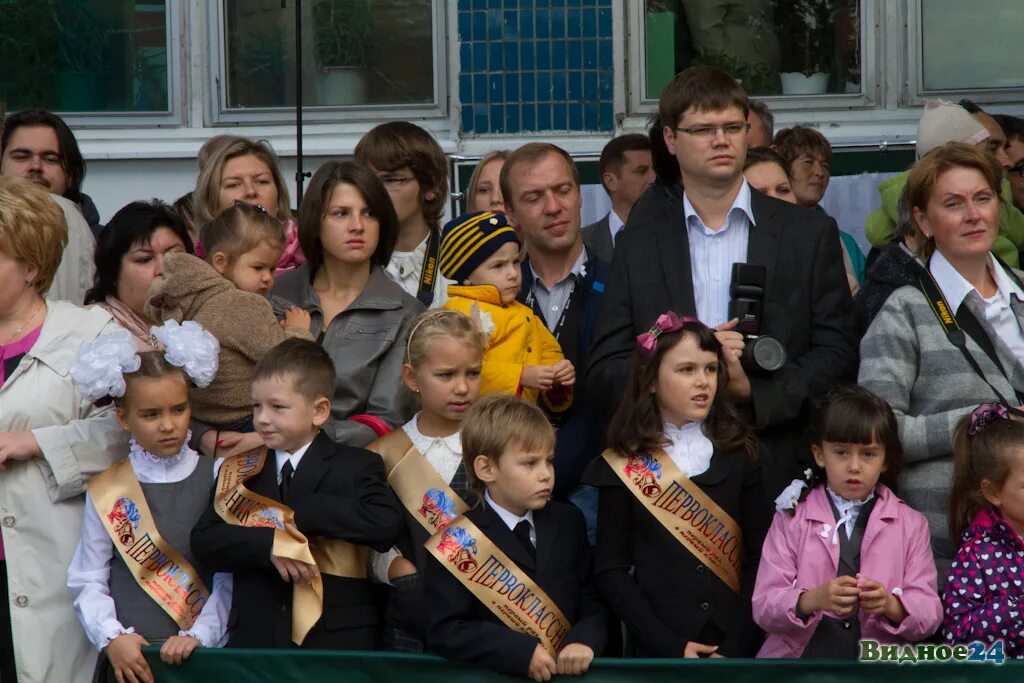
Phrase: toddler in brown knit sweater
[{"left": 146, "top": 202, "right": 311, "bottom": 457}]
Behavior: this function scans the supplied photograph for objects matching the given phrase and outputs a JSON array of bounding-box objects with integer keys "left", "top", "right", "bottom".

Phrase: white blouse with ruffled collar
[{"left": 662, "top": 420, "right": 714, "bottom": 478}]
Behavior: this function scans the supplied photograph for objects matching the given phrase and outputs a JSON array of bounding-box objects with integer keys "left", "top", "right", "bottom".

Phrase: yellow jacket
[{"left": 445, "top": 285, "right": 568, "bottom": 406}]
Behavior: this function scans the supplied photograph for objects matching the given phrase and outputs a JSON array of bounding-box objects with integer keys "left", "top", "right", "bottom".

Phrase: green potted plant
[
  {"left": 312, "top": 0, "right": 373, "bottom": 105},
  {"left": 777, "top": 0, "right": 833, "bottom": 95}
]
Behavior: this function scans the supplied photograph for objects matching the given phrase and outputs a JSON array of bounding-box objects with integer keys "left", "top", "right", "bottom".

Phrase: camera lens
[{"left": 746, "top": 336, "right": 787, "bottom": 372}]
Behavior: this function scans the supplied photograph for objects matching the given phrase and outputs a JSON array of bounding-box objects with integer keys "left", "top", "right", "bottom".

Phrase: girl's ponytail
[{"left": 947, "top": 403, "right": 1024, "bottom": 541}]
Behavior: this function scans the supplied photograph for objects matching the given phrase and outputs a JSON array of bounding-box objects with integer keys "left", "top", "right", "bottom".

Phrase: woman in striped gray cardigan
[{"left": 859, "top": 143, "right": 1024, "bottom": 577}]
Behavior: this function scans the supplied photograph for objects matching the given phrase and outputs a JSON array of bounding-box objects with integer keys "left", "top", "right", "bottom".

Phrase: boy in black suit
[
  {"left": 424, "top": 396, "right": 606, "bottom": 681},
  {"left": 191, "top": 339, "right": 402, "bottom": 649}
]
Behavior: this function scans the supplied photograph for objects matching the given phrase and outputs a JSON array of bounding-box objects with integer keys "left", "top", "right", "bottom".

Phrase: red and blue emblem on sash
[
  {"left": 623, "top": 453, "right": 663, "bottom": 497},
  {"left": 108, "top": 497, "right": 141, "bottom": 546},
  {"left": 436, "top": 525, "right": 479, "bottom": 573},
  {"left": 249, "top": 508, "right": 285, "bottom": 530},
  {"left": 418, "top": 488, "right": 458, "bottom": 529}
]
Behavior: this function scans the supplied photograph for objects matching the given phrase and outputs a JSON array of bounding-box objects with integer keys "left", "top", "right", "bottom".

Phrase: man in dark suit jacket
[
  {"left": 191, "top": 429, "right": 402, "bottom": 649},
  {"left": 588, "top": 66, "right": 857, "bottom": 497},
  {"left": 501, "top": 142, "right": 609, "bottom": 506},
  {"left": 581, "top": 133, "right": 654, "bottom": 263}
]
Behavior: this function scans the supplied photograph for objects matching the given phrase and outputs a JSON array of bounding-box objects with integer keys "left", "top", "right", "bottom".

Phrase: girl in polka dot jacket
[{"left": 943, "top": 403, "right": 1024, "bottom": 657}]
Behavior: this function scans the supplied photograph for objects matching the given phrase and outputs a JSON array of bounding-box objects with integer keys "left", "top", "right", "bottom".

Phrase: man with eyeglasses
[
  {"left": 588, "top": 65, "right": 857, "bottom": 498},
  {"left": 354, "top": 121, "right": 453, "bottom": 307}
]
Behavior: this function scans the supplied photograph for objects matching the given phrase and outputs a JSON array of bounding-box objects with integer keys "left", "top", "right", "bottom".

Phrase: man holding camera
[{"left": 588, "top": 65, "right": 857, "bottom": 496}]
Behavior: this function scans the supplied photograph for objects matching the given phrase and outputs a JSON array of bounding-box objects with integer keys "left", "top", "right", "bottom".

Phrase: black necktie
[
  {"left": 513, "top": 520, "right": 535, "bottom": 560},
  {"left": 279, "top": 460, "right": 294, "bottom": 502}
]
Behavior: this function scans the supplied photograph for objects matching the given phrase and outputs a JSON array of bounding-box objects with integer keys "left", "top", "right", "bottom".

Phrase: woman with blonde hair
[
  {"left": 192, "top": 136, "right": 304, "bottom": 273},
  {"left": 0, "top": 177, "right": 126, "bottom": 683},
  {"left": 465, "top": 150, "right": 510, "bottom": 214},
  {"left": 860, "top": 142, "right": 1024, "bottom": 575}
]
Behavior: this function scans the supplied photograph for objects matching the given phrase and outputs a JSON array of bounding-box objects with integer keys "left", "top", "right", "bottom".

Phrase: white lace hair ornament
[{"left": 70, "top": 321, "right": 220, "bottom": 402}]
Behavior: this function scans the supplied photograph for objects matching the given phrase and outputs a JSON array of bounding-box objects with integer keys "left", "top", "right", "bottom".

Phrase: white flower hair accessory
[
  {"left": 774, "top": 478, "right": 808, "bottom": 513},
  {"left": 70, "top": 328, "right": 142, "bottom": 401},
  {"left": 150, "top": 320, "right": 220, "bottom": 388}
]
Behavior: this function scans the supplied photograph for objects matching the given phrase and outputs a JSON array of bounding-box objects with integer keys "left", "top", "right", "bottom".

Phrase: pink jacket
[{"left": 752, "top": 484, "right": 942, "bottom": 657}]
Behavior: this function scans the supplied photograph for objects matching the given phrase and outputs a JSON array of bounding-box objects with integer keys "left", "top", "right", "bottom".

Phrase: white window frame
[
  {"left": 626, "top": 0, "right": 880, "bottom": 117},
  {"left": 207, "top": 0, "right": 449, "bottom": 126},
  {"left": 51, "top": 0, "right": 185, "bottom": 128},
  {"left": 905, "top": 0, "right": 1024, "bottom": 106}
]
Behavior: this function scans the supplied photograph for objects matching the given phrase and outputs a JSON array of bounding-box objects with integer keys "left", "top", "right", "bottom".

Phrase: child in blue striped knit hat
[{"left": 440, "top": 210, "right": 574, "bottom": 410}]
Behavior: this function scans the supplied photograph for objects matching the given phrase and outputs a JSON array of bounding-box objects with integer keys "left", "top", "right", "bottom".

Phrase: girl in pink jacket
[{"left": 752, "top": 386, "right": 942, "bottom": 658}]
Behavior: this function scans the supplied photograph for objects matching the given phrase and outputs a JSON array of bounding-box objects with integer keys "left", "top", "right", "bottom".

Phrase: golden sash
[
  {"left": 213, "top": 448, "right": 368, "bottom": 644},
  {"left": 426, "top": 515, "right": 573, "bottom": 656},
  {"left": 89, "top": 460, "right": 211, "bottom": 631},
  {"left": 370, "top": 429, "right": 469, "bottom": 536},
  {"left": 602, "top": 448, "right": 743, "bottom": 593}
]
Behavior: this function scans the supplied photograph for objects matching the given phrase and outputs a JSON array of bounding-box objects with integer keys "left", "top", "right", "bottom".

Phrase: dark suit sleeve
[
  {"left": 424, "top": 554, "right": 538, "bottom": 677},
  {"left": 190, "top": 485, "right": 276, "bottom": 573},
  {"left": 586, "top": 229, "right": 636, "bottom": 417},
  {"left": 593, "top": 483, "right": 687, "bottom": 657},
  {"left": 748, "top": 221, "right": 858, "bottom": 428},
  {"left": 290, "top": 449, "right": 403, "bottom": 552},
  {"left": 717, "top": 457, "right": 770, "bottom": 657},
  {"left": 563, "top": 505, "right": 608, "bottom": 654}
]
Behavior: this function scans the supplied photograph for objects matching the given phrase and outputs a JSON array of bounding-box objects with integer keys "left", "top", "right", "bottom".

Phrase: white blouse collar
[
  {"left": 407, "top": 413, "right": 462, "bottom": 456},
  {"left": 127, "top": 431, "right": 200, "bottom": 484},
  {"left": 825, "top": 484, "right": 876, "bottom": 543},
  {"left": 662, "top": 420, "right": 713, "bottom": 478}
]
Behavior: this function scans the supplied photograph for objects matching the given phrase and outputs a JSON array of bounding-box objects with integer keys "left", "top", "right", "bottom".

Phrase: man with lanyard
[
  {"left": 354, "top": 121, "right": 453, "bottom": 308},
  {"left": 502, "top": 142, "right": 609, "bottom": 534},
  {"left": 588, "top": 65, "right": 857, "bottom": 497}
]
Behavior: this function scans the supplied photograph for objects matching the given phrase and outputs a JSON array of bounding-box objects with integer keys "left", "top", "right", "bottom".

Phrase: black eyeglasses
[{"left": 1010, "top": 163, "right": 1024, "bottom": 179}]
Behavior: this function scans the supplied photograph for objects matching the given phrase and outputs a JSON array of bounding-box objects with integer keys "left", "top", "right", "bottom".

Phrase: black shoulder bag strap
[
  {"left": 416, "top": 228, "right": 441, "bottom": 307},
  {"left": 917, "top": 263, "right": 1024, "bottom": 405}
]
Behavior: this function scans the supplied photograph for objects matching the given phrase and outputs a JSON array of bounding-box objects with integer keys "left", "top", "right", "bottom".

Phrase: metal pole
[{"left": 292, "top": 0, "right": 310, "bottom": 201}]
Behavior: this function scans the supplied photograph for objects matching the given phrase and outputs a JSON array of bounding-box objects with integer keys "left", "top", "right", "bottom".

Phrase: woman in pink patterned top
[{"left": 943, "top": 404, "right": 1024, "bottom": 656}]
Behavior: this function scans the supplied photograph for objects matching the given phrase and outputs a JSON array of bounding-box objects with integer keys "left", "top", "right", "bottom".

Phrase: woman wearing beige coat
[{"left": 0, "top": 178, "right": 126, "bottom": 683}]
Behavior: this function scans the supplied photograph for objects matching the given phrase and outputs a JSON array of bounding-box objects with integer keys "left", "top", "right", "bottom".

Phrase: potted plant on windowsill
[
  {"left": 312, "top": 0, "right": 373, "bottom": 105},
  {"left": 777, "top": 0, "right": 833, "bottom": 95}
]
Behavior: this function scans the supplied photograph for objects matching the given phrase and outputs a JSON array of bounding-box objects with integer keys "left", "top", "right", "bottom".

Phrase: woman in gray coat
[{"left": 272, "top": 161, "right": 423, "bottom": 447}]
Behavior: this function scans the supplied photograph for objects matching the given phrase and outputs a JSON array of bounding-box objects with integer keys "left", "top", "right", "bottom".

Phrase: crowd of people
[{"left": 0, "top": 63, "right": 1023, "bottom": 683}]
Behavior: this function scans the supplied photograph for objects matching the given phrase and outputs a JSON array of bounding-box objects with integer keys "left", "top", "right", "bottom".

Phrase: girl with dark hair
[
  {"left": 753, "top": 385, "right": 942, "bottom": 658},
  {"left": 941, "top": 404, "right": 1024, "bottom": 656},
  {"left": 271, "top": 160, "right": 424, "bottom": 447},
  {"left": 85, "top": 200, "right": 193, "bottom": 349},
  {"left": 583, "top": 313, "right": 769, "bottom": 658}
]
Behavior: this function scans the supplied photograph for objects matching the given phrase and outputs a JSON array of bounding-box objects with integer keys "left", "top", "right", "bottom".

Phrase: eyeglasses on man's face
[
  {"left": 673, "top": 122, "right": 750, "bottom": 139},
  {"left": 1009, "top": 162, "right": 1024, "bottom": 180}
]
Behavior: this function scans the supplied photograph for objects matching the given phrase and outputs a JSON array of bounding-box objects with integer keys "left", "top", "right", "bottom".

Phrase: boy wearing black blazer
[
  {"left": 424, "top": 396, "right": 607, "bottom": 680},
  {"left": 191, "top": 339, "right": 402, "bottom": 649}
]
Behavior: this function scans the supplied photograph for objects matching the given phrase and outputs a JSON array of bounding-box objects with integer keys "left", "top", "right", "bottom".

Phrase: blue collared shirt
[{"left": 683, "top": 182, "right": 756, "bottom": 328}]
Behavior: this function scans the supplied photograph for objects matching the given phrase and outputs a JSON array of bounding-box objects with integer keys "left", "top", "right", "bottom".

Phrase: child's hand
[
  {"left": 527, "top": 643, "right": 558, "bottom": 682},
  {"left": 800, "top": 575, "right": 859, "bottom": 616},
  {"left": 106, "top": 633, "right": 153, "bottom": 683},
  {"left": 550, "top": 359, "right": 576, "bottom": 386},
  {"left": 271, "top": 554, "right": 320, "bottom": 584},
  {"left": 387, "top": 556, "right": 418, "bottom": 580},
  {"left": 556, "top": 643, "right": 594, "bottom": 675},
  {"left": 0, "top": 431, "right": 41, "bottom": 468},
  {"left": 159, "top": 635, "right": 201, "bottom": 666},
  {"left": 218, "top": 431, "right": 265, "bottom": 459},
  {"left": 857, "top": 574, "right": 907, "bottom": 624},
  {"left": 282, "top": 307, "right": 312, "bottom": 332},
  {"left": 683, "top": 641, "right": 720, "bottom": 658},
  {"left": 521, "top": 365, "right": 555, "bottom": 390}
]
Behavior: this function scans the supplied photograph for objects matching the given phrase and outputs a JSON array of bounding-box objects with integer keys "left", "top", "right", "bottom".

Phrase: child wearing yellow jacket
[{"left": 439, "top": 211, "right": 574, "bottom": 410}]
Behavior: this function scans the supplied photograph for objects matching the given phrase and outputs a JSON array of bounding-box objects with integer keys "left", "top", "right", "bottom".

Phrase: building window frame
[{"left": 207, "top": 0, "right": 450, "bottom": 126}]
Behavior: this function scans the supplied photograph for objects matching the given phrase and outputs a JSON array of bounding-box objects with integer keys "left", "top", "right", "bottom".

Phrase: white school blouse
[
  {"left": 66, "top": 443, "right": 232, "bottom": 650},
  {"left": 369, "top": 414, "right": 464, "bottom": 584}
]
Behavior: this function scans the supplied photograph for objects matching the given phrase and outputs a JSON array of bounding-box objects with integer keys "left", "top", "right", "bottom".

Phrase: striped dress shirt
[{"left": 683, "top": 182, "right": 756, "bottom": 328}]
